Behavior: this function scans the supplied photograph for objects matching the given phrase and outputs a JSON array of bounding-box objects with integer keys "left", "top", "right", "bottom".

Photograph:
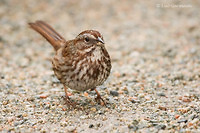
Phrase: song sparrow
[{"left": 29, "top": 21, "right": 111, "bottom": 106}]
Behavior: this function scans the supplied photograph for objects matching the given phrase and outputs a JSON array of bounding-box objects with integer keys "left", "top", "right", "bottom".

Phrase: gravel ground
[{"left": 0, "top": 0, "right": 200, "bottom": 132}]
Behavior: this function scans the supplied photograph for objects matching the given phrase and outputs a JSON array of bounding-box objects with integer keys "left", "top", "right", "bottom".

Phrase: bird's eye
[{"left": 84, "top": 37, "right": 89, "bottom": 43}]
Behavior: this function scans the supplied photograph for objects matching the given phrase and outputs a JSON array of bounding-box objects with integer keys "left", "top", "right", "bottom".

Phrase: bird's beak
[{"left": 97, "top": 37, "right": 104, "bottom": 44}]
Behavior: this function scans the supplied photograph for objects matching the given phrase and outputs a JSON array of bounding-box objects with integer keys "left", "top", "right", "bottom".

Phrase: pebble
[
  {"left": 89, "top": 124, "right": 94, "bottom": 128},
  {"left": 130, "top": 99, "right": 140, "bottom": 103},
  {"left": 157, "top": 92, "right": 166, "bottom": 97},
  {"left": 182, "top": 97, "right": 191, "bottom": 102},
  {"left": 178, "top": 119, "right": 188, "bottom": 123},
  {"left": 158, "top": 106, "right": 167, "bottom": 111},
  {"left": 138, "top": 94, "right": 144, "bottom": 99},
  {"left": 190, "top": 118, "right": 199, "bottom": 124},
  {"left": 22, "top": 113, "right": 27, "bottom": 117},
  {"left": 2, "top": 101, "right": 8, "bottom": 105},
  {"left": 110, "top": 90, "right": 119, "bottom": 96},
  {"left": 67, "top": 126, "right": 77, "bottom": 132},
  {"left": 175, "top": 115, "right": 180, "bottom": 119},
  {"left": 178, "top": 108, "right": 190, "bottom": 113},
  {"left": 80, "top": 115, "right": 87, "bottom": 119},
  {"left": 128, "top": 125, "right": 138, "bottom": 131},
  {"left": 38, "top": 94, "right": 48, "bottom": 99},
  {"left": 90, "top": 107, "right": 96, "bottom": 112},
  {"left": 156, "top": 124, "right": 166, "bottom": 130},
  {"left": 97, "top": 110, "right": 104, "bottom": 115}
]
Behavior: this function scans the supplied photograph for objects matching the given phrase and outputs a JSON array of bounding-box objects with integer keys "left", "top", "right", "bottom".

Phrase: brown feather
[{"left": 29, "top": 20, "right": 66, "bottom": 51}]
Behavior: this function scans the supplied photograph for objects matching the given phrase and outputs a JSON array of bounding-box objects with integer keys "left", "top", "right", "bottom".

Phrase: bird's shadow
[{"left": 60, "top": 93, "right": 113, "bottom": 113}]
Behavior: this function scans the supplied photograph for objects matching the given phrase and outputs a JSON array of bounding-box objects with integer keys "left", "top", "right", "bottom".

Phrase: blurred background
[
  {"left": 0, "top": 0, "right": 200, "bottom": 132},
  {"left": 1, "top": 0, "right": 199, "bottom": 79}
]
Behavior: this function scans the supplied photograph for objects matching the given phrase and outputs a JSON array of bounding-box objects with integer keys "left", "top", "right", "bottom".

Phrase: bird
[{"left": 29, "top": 20, "right": 111, "bottom": 106}]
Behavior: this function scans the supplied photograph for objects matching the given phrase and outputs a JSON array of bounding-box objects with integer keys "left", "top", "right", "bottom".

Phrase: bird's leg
[
  {"left": 93, "top": 88, "right": 107, "bottom": 106},
  {"left": 64, "top": 86, "right": 76, "bottom": 107}
]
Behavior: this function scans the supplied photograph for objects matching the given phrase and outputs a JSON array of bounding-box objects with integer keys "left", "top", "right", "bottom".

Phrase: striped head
[{"left": 75, "top": 30, "right": 105, "bottom": 52}]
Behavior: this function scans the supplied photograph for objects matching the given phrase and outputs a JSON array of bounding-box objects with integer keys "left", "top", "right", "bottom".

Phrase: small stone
[
  {"left": 113, "top": 72, "right": 121, "bottom": 78},
  {"left": 39, "top": 94, "right": 48, "bottom": 99},
  {"left": 128, "top": 124, "right": 134, "bottom": 129},
  {"left": 68, "top": 126, "right": 76, "bottom": 132},
  {"left": 132, "top": 120, "right": 139, "bottom": 125},
  {"left": 144, "top": 95, "right": 151, "bottom": 100},
  {"left": 157, "top": 92, "right": 166, "bottom": 97},
  {"left": 40, "top": 130, "right": 46, "bottom": 133},
  {"left": 110, "top": 90, "right": 119, "bottom": 96},
  {"left": 96, "top": 123, "right": 101, "bottom": 127},
  {"left": 84, "top": 92, "right": 88, "bottom": 97},
  {"left": 14, "top": 120, "right": 25, "bottom": 126},
  {"left": 175, "top": 115, "right": 180, "bottom": 119},
  {"left": 80, "top": 115, "right": 86, "bottom": 119},
  {"left": 149, "top": 120, "right": 158, "bottom": 123},
  {"left": 156, "top": 124, "right": 166, "bottom": 130},
  {"left": 60, "top": 122, "right": 67, "bottom": 127},
  {"left": 188, "top": 122, "right": 193, "bottom": 127},
  {"left": 130, "top": 99, "right": 140, "bottom": 103},
  {"left": 189, "top": 114, "right": 197, "bottom": 120},
  {"left": 7, "top": 117, "right": 14, "bottom": 123},
  {"left": 191, "top": 118, "right": 199, "bottom": 124},
  {"left": 128, "top": 125, "right": 138, "bottom": 131},
  {"left": 89, "top": 124, "right": 94, "bottom": 128},
  {"left": 178, "top": 119, "right": 188, "bottom": 123},
  {"left": 182, "top": 97, "right": 191, "bottom": 102},
  {"left": 102, "top": 117, "right": 107, "bottom": 121},
  {"left": 118, "top": 90, "right": 124, "bottom": 94},
  {"left": 14, "top": 122, "right": 20, "bottom": 126},
  {"left": 17, "top": 114, "right": 23, "bottom": 118},
  {"left": 27, "top": 97, "right": 35, "bottom": 102},
  {"left": 2, "top": 100, "right": 8, "bottom": 105},
  {"left": 22, "top": 113, "right": 27, "bottom": 117},
  {"left": 90, "top": 107, "right": 96, "bottom": 112},
  {"left": 178, "top": 108, "right": 190, "bottom": 113},
  {"left": 138, "top": 93, "right": 145, "bottom": 98},
  {"left": 51, "top": 77, "right": 60, "bottom": 83},
  {"left": 158, "top": 106, "right": 167, "bottom": 111},
  {"left": 98, "top": 110, "right": 104, "bottom": 115},
  {"left": 122, "top": 87, "right": 128, "bottom": 91}
]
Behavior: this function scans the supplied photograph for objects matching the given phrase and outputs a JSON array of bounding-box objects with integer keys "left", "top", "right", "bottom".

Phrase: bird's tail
[{"left": 29, "top": 20, "right": 66, "bottom": 51}]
